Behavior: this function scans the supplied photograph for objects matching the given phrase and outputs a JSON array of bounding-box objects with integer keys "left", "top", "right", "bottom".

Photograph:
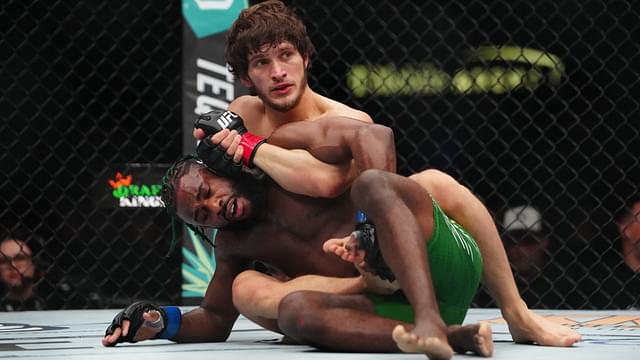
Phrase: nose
[
  {"left": 271, "top": 61, "right": 286, "bottom": 81},
  {"left": 207, "top": 198, "right": 224, "bottom": 216}
]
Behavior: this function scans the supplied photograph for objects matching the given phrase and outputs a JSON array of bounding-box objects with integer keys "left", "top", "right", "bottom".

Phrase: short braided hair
[{"left": 161, "top": 155, "right": 216, "bottom": 249}]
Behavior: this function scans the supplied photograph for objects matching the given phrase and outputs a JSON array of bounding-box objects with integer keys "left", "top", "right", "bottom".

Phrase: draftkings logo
[{"left": 108, "top": 172, "right": 163, "bottom": 208}]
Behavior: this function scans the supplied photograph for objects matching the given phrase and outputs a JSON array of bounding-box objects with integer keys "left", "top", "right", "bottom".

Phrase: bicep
[{"left": 268, "top": 117, "right": 364, "bottom": 163}]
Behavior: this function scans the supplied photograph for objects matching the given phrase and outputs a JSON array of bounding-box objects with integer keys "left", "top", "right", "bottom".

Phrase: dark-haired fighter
[
  {"left": 104, "top": 0, "right": 581, "bottom": 352},
  {"left": 104, "top": 116, "right": 494, "bottom": 358}
]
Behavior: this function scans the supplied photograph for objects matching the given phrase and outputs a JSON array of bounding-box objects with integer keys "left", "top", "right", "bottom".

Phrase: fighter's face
[
  {"left": 0, "top": 240, "right": 35, "bottom": 288},
  {"left": 174, "top": 167, "right": 263, "bottom": 229},
  {"left": 242, "top": 41, "right": 309, "bottom": 112}
]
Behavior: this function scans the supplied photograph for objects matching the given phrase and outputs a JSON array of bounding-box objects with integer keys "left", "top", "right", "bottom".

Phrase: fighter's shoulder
[
  {"left": 322, "top": 100, "right": 373, "bottom": 123},
  {"left": 229, "top": 96, "right": 265, "bottom": 123},
  {"left": 214, "top": 227, "right": 264, "bottom": 258}
]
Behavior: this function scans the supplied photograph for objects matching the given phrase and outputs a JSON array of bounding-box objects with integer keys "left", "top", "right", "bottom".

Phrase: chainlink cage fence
[{"left": 1, "top": 0, "right": 638, "bottom": 311}]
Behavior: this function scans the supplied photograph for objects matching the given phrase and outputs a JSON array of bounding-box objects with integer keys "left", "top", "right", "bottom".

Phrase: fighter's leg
[
  {"left": 349, "top": 169, "right": 452, "bottom": 354},
  {"left": 231, "top": 270, "right": 365, "bottom": 331},
  {"left": 278, "top": 290, "right": 492, "bottom": 357},
  {"left": 409, "top": 169, "right": 581, "bottom": 346}
]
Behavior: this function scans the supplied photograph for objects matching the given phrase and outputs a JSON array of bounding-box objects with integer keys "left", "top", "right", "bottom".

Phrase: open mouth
[
  {"left": 225, "top": 197, "right": 237, "bottom": 221},
  {"left": 272, "top": 84, "right": 292, "bottom": 93}
]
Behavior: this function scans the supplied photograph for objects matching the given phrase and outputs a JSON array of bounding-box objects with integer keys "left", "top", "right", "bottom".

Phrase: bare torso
[
  {"left": 215, "top": 180, "right": 358, "bottom": 278},
  {"left": 210, "top": 90, "right": 370, "bottom": 289}
]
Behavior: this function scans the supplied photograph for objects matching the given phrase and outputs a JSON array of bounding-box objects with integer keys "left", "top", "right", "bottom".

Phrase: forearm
[
  {"left": 172, "top": 307, "right": 237, "bottom": 343},
  {"left": 252, "top": 145, "right": 354, "bottom": 198},
  {"left": 254, "top": 118, "right": 395, "bottom": 197}
]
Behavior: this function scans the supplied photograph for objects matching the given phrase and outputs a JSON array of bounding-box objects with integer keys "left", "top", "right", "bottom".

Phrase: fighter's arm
[
  {"left": 194, "top": 100, "right": 378, "bottom": 198},
  {"left": 173, "top": 252, "right": 246, "bottom": 342},
  {"left": 102, "top": 234, "right": 247, "bottom": 345},
  {"left": 254, "top": 116, "right": 396, "bottom": 196}
]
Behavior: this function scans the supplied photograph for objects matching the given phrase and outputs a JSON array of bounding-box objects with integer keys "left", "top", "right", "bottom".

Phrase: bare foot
[
  {"left": 392, "top": 324, "right": 454, "bottom": 359},
  {"left": 447, "top": 322, "right": 493, "bottom": 357},
  {"left": 506, "top": 310, "right": 581, "bottom": 346}
]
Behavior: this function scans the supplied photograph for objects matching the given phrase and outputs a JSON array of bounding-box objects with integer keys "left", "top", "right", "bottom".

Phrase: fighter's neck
[{"left": 265, "top": 88, "right": 328, "bottom": 124}]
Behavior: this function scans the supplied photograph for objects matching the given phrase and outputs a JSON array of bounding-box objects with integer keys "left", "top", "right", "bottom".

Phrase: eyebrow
[{"left": 191, "top": 184, "right": 204, "bottom": 223}]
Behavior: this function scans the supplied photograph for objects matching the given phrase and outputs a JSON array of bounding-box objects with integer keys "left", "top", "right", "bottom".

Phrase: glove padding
[
  {"left": 353, "top": 221, "right": 396, "bottom": 282},
  {"left": 104, "top": 301, "right": 166, "bottom": 343},
  {"left": 197, "top": 137, "right": 243, "bottom": 177},
  {"left": 194, "top": 109, "right": 248, "bottom": 135},
  {"left": 194, "top": 110, "right": 265, "bottom": 167}
]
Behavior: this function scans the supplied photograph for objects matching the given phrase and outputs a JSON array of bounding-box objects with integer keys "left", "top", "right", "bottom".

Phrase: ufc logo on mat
[{"left": 217, "top": 111, "right": 238, "bottom": 128}]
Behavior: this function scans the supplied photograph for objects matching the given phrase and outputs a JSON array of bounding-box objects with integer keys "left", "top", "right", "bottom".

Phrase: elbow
[
  {"left": 309, "top": 174, "right": 348, "bottom": 198},
  {"left": 356, "top": 124, "right": 396, "bottom": 171},
  {"left": 366, "top": 124, "right": 395, "bottom": 150},
  {"left": 306, "top": 168, "right": 351, "bottom": 198}
]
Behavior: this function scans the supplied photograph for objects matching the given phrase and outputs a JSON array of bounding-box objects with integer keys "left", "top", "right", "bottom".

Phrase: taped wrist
[
  {"left": 104, "top": 301, "right": 168, "bottom": 343},
  {"left": 156, "top": 306, "right": 181, "bottom": 340},
  {"left": 239, "top": 133, "right": 266, "bottom": 167},
  {"left": 353, "top": 211, "right": 396, "bottom": 282}
]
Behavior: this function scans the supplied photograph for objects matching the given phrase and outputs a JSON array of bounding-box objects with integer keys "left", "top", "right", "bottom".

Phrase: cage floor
[{"left": 0, "top": 308, "right": 638, "bottom": 359}]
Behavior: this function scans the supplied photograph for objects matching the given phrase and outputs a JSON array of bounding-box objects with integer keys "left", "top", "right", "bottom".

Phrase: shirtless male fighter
[
  {"left": 107, "top": 116, "right": 494, "bottom": 358},
  {"left": 103, "top": 0, "right": 581, "bottom": 352}
]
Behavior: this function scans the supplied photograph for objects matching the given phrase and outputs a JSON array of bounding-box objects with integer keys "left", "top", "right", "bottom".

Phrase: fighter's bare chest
[{"left": 239, "top": 196, "right": 354, "bottom": 256}]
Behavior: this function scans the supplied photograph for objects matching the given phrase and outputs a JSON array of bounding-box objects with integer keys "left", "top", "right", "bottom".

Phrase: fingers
[
  {"left": 142, "top": 310, "right": 163, "bottom": 329},
  {"left": 210, "top": 129, "right": 242, "bottom": 161},
  {"left": 102, "top": 327, "right": 122, "bottom": 347},
  {"left": 122, "top": 319, "right": 130, "bottom": 337},
  {"left": 134, "top": 311, "right": 164, "bottom": 342},
  {"left": 233, "top": 144, "right": 243, "bottom": 163},
  {"left": 193, "top": 128, "right": 205, "bottom": 140}
]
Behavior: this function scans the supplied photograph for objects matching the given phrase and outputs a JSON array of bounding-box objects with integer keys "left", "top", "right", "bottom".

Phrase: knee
[
  {"left": 231, "top": 270, "right": 270, "bottom": 313},
  {"left": 278, "top": 291, "right": 322, "bottom": 338},
  {"left": 351, "top": 169, "right": 393, "bottom": 205},
  {"left": 409, "top": 169, "right": 466, "bottom": 211}
]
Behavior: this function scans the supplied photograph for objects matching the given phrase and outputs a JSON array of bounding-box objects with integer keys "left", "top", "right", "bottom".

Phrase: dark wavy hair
[{"left": 225, "top": 0, "right": 315, "bottom": 80}]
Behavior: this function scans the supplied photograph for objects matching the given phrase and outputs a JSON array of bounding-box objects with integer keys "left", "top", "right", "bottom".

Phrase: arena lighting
[{"left": 347, "top": 46, "right": 565, "bottom": 97}]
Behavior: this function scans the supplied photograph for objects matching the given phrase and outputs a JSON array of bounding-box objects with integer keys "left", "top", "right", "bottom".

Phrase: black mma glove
[
  {"left": 194, "top": 110, "right": 266, "bottom": 167},
  {"left": 352, "top": 211, "right": 396, "bottom": 282},
  {"left": 196, "top": 137, "right": 243, "bottom": 177},
  {"left": 104, "top": 301, "right": 181, "bottom": 343}
]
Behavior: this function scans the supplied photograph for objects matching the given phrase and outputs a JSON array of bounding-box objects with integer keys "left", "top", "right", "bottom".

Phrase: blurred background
[{"left": 1, "top": 0, "right": 638, "bottom": 310}]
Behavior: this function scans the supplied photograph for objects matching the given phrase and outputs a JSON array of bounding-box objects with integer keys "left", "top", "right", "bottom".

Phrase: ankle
[{"left": 500, "top": 299, "right": 530, "bottom": 322}]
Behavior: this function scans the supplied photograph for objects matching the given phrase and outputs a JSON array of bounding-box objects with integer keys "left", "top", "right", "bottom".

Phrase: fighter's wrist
[
  {"left": 156, "top": 306, "right": 181, "bottom": 340},
  {"left": 239, "top": 133, "right": 266, "bottom": 166}
]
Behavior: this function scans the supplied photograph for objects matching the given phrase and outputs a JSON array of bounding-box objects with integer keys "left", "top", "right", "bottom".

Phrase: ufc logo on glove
[{"left": 217, "top": 111, "right": 238, "bottom": 128}]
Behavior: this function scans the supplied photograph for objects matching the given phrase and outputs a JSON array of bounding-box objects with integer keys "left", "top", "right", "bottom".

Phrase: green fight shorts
[{"left": 365, "top": 197, "right": 483, "bottom": 325}]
